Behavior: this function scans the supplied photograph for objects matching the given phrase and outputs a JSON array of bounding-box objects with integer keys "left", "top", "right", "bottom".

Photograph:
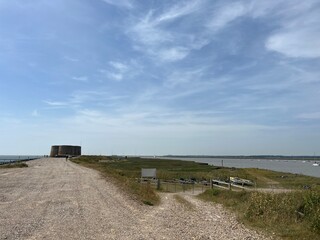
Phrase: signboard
[{"left": 141, "top": 168, "right": 156, "bottom": 178}]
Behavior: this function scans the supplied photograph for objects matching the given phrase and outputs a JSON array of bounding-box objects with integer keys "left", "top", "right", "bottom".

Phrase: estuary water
[
  {"left": 160, "top": 157, "right": 320, "bottom": 178},
  {"left": 0, "top": 155, "right": 42, "bottom": 164}
]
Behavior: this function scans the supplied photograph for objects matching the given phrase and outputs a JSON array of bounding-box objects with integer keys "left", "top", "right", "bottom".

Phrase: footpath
[{"left": 0, "top": 158, "right": 271, "bottom": 240}]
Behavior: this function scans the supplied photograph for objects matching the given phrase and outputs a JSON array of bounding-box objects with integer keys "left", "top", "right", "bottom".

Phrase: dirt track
[{"left": 0, "top": 158, "right": 271, "bottom": 239}]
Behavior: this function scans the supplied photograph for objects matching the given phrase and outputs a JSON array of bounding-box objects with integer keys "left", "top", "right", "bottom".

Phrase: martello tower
[{"left": 50, "top": 145, "right": 81, "bottom": 157}]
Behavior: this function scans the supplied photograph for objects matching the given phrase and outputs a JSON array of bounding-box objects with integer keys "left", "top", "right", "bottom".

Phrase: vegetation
[
  {"left": 72, "top": 155, "right": 320, "bottom": 239},
  {"left": 0, "top": 162, "right": 28, "bottom": 168},
  {"left": 199, "top": 189, "right": 320, "bottom": 240},
  {"left": 174, "top": 195, "right": 195, "bottom": 211}
]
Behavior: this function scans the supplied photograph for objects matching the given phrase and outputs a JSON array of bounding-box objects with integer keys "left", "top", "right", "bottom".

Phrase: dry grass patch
[{"left": 174, "top": 195, "right": 195, "bottom": 211}]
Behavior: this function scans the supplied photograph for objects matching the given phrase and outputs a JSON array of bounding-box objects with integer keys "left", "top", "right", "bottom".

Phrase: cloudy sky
[{"left": 0, "top": 0, "right": 319, "bottom": 155}]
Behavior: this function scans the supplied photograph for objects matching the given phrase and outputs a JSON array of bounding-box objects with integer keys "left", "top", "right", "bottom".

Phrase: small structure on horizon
[{"left": 50, "top": 145, "right": 81, "bottom": 157}]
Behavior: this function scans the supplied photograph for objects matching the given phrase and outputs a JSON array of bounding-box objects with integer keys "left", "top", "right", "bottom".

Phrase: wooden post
[
  {"left": 157, "top": 179, "right": 160, "bottom": 190},
  {"left": 210, "top": 179, "right": 213, "bottom": 189}
]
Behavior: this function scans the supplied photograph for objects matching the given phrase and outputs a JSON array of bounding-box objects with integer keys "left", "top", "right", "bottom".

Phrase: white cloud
[
  {"left": 99, "top": 68, "right": 124, "bottom": 81},
  {"left": 266, "top": 27, "right": 320, "bottom": 58},
  {"left": 207, "top": 2, "right": 248, "bottom": 31},
  {"left": 263, "top": 1, "right": 320, "bottom": 58},
  {"left": 109, "top": 61, "right": 128, "bottom": 71},
  {"left": 44, "top": 100, "right": 68, "bottom": 106},
  {"left": 72, "top": 76, "right": 88, "bottom": 82},
  {"left": 130, "top": 10, "right": 174, "bottom": 46},
  {"left": 155, "top": 0, "right": 202, "bottom": 24},
  {"left": 108, "top": 72, "right": 123, "bottom": 81},
  {"left": 128, "top": 1, "right": 207, "bottom": 62},
  {"left": 157, "top": 47, "right": 189, "bottom": 62},
  {"left": 101, "top": 0, "right": 133, "bottom": 9}
]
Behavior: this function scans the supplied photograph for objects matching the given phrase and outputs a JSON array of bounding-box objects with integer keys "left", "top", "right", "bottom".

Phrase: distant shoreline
[{"left": 161, "top": 155, "right": 320, "bottom": 160}]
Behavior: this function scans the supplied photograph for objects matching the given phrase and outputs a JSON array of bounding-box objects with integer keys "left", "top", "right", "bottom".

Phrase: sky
[{"left": 0, "top": 0, "right": 320, "bottom": 156}]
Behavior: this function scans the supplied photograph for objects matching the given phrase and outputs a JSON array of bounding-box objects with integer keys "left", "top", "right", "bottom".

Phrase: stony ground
[{"left": 0, "top": 158, "right": 273, "bottom": 240}]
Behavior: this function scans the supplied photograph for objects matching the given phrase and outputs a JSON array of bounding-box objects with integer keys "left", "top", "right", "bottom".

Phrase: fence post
[
  {"left": 157, "top": 179, "right": 161, "bottom": 190},
  {"left": 210, "top": 179, "right": 213, "bottom": 189}
]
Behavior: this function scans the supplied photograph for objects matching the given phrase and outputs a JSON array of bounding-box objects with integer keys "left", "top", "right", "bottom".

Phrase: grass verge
[
  {"left": 0, "top": 162, "right": 28, "bottom": 168},
  {"left": 199, "top": 188, "right": 320, "bottom": 240}
]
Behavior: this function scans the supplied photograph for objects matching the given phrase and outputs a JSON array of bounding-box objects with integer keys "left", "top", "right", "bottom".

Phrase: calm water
[
  {"left": 0, "top": 155, "right": 42, "bottom": 164},
  {"left": 160, "top": 157, "right": 320, "bottom": 178}
]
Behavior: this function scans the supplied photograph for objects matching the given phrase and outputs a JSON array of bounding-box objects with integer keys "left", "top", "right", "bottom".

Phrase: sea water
[
  {"left": 0, "top": 155, "right": 42, "bottom": 164},
  {"left": 160, "top": 157, "right": 320, "bottom": 178}
]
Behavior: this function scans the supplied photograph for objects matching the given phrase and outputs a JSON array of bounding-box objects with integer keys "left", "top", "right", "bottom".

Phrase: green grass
[
  {"left": 72, "top": 156, "right": 320, "bottom": 189},
  {"left": 0, "top": 162, "right": 28, "bottom": 168},
  {"left": 199, "top": 189, "right": 320, "bottom": 240}
]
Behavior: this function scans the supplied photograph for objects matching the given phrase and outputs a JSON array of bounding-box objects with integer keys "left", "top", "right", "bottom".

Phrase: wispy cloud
[
  {"left": 266, "top": 24, "right": 320, "bottom": 58},
  {"left": 128, "top": 0, "right": 207, "bottom": 62},
  {"left": 101, "top": 0, "right": 133, "bottom": 9},
  {"left": 207, "top": 1, "right": 248, "bottom": 31},
  {"left": 63, "top": 56, "right": 80, "bottom": 62},
  {"left": 44, "top": 90, "right": 129, "bottom": 112},
  {"left": 157, "top": 47, "right": 189, "bottom": 62},
  {"left": 164, "top": 67, "right": 206, "bottom": 88},
  {"left": 99, "top": 60, "right": 141, "bottom": 81},
  {"left": 72, "top": 76, "right": 89, "bottom": 82},
  {"left": 109, "top": 61, "right": 128, "bottom": 71},
  {"left": 154, "top": 0, "right": 202, "bottom": 24},
  {"left": 44, "top": 101, "right": 68, "bottom": 107},
  {"left": 262, "top": 1, "right": 320, "bottom": 58}
]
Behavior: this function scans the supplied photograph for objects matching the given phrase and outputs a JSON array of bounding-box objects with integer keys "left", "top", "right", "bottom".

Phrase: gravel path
[{"left": 0, "top": 158, "right": 272, "bottom": 240}]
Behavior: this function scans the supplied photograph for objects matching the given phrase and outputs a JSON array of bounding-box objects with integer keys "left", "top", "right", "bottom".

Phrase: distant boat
[
  {"left": 230, "top": 177, "right": 254, "bottom": 186},
  {"left": 312, "top": 162, "right": 319, "bottom": 167}
]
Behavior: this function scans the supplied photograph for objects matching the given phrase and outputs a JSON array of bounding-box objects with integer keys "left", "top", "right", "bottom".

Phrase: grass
[
  {"left": 0, "top": 162, "right": 28, "bottom": 168},
  {"left": 72, "top": 155, "right": 320, "bottom": 239},
  {"left": 199, "top": 188, "right": 320, "bottom": 240},
  {"left": 174, "top": 195, "right": 195, "bottom": 211},
  {"left": 72, "top": 155, "right": 320, "bottom": 189}
]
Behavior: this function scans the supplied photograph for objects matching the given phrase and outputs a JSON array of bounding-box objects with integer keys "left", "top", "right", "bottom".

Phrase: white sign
[{"left": 141, "top": 168, "right": 156, "bottom": 178}]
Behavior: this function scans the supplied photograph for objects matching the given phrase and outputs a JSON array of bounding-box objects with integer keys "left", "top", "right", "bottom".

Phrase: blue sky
[{"left": 0, "top": 0, "right": 320, "bottom": 155}]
